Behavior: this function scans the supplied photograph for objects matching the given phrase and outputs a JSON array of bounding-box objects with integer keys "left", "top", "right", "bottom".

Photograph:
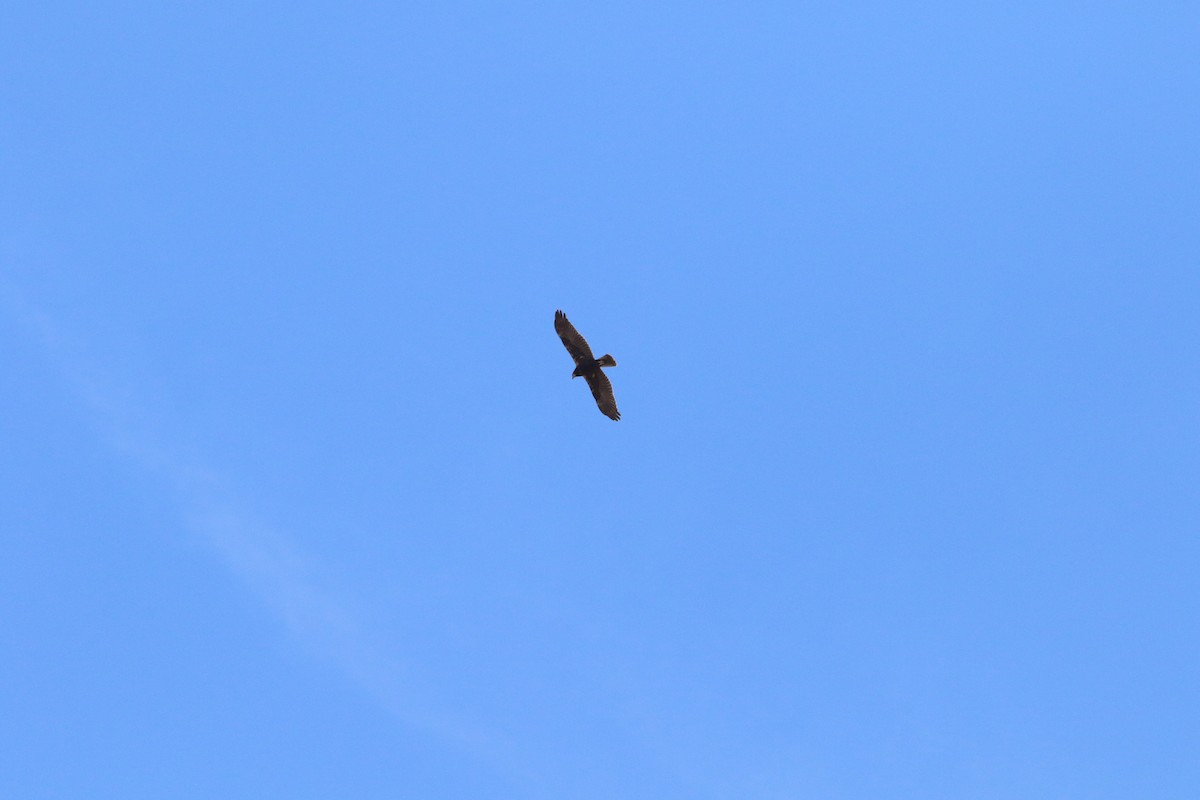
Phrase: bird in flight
[{"left": 554, "top": 310, "right": 620, "bottom": 420}]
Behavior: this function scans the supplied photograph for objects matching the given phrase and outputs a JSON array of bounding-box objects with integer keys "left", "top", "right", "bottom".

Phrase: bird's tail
[{"left": 597, "top": 354, "right": 616, "bottom": 368}]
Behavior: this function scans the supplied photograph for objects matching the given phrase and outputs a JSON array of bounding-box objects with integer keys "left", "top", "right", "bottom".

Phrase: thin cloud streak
[{"left": 0, "top": 284, "right": 541, "bottom": 793}]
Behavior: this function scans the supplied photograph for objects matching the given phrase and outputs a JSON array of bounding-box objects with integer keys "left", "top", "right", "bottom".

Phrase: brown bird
[{"left": 554, "top": 310, "right": 620, "bottom": 420}]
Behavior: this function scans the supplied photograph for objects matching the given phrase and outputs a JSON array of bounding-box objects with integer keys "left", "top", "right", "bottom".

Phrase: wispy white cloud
[{"left": 0, "top": 281, "right": 547, "bottom": 793}]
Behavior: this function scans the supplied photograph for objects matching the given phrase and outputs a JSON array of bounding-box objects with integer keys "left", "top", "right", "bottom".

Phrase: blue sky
[{"left": 2, "top": 3, "right": 1197, "bottom": 798}]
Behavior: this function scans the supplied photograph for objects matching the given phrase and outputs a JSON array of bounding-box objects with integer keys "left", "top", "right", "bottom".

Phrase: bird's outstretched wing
[
  {"left": 584, "top": 369, "right": 621, "bottom": 421},
  {"left": 554, "top": 310, "right": 595, "bottom": 365}
]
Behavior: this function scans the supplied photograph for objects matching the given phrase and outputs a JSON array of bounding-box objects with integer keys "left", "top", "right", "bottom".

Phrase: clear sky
[{"left": 2, "top": 3, "right": 1197, "bottom": 798}]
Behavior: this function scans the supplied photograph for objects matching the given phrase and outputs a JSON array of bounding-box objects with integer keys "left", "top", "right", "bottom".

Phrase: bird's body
[
  {"left": 572, "top": 353, "right": 617, "bottom": 379},
  {"left": 554, "top": 310, "right": 620, "bottom": 420}
]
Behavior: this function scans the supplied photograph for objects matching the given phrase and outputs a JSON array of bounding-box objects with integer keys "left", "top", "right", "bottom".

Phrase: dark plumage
[{"left": 554, "top": 310, "right": 620, "bottom": 421}]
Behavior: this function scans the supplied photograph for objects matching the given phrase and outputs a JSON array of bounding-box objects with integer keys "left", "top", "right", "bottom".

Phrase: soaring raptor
[{"left": 554, "top": 310, "right": 620, "bottom": 420}]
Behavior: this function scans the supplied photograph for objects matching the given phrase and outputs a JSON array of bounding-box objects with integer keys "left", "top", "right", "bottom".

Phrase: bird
[{"left": 554, "top": 310, "right": 620, "bottom": 420}]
